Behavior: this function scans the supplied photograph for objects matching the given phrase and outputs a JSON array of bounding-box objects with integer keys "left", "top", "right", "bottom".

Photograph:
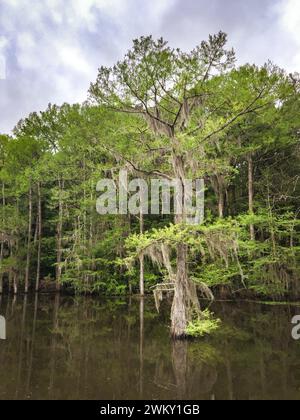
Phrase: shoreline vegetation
[{"left": 0, "top": 33, "right": 299, "bottom": 338}]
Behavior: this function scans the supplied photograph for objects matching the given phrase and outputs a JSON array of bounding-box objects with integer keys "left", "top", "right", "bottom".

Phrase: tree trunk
[
  {"left": 0, "top": 182, "right": 5, "bottom": 294},
  {"left": 13, "top": 273, "right": 18, "bottom": 295},
  {"left": 89, "top": 180, "right": 96, "bottom": 272},
  {"left": 36, "top": 182, "right": 42, "bottom": 292},
  {"left": 248, "top": 154, "right": 255, "bottom": 241},
  {"left": 56, "top": 180, "right": 64, "bottom": 291},
  {"left": 170, "top": 154, "right": 201, "bottom": 338},
  {"left": 25, "top": 183, "right": 33, "bottom": 293},
  {"left": 139, "top": 211, "right": 144, "bottom": 296},
  {"left": 218, "top": 190, "right": 225, "bottom": 219},
  {"left": 9, "top": 241, "right": 18, "bottom": 295},
  {"left": 0, "top": 241, "right": 4, "bottom": 294},
  {"left": 267, "top": 187, "right": 277, "bottom": 256},
  {"left": 171, "top": 243, "right": 189, "bottom": 338}
]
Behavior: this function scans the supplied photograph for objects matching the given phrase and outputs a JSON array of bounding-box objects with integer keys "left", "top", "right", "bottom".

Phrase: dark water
[{"left": 1, "top": 294, "right": 300, "bottom": 400}]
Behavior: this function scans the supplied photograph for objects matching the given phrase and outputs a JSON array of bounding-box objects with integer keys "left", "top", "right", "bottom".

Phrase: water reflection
[
  {"left": 0, "top": 295, "right": 6, "bottom": 340},
  {"left": 139, "top": 297, "right": 144, "bottom": 398},
  {"left": 0, "top": 294, "right": 300, "bottom": 400}
]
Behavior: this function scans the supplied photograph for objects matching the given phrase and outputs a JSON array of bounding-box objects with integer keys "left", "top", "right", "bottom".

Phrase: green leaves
[
  {"left": 186, "top": 310, "right": 221, "bottom": 338},
  {"left": 1, "top": 32, "right": 299, "bottom": 301}
]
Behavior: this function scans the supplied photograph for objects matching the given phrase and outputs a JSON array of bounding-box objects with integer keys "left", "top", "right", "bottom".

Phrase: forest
[{"left": 0, "top": 32, "right": 300, "bottom": 339}]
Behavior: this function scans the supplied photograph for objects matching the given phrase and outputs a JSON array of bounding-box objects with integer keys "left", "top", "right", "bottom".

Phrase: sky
[{"left": 0, "top": 0, "right": 299, "bottom": 133}]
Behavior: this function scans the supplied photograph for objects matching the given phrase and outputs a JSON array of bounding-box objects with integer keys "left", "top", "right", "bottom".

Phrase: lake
[{"left": 0, "top": 294, "right": 300, "bottom": 400}]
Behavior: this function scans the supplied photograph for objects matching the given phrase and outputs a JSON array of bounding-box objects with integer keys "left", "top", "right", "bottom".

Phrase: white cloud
[
  {"left": 0, "top": 36, "right": 8, "bottom": 50},
  {"left": 0, "top": 36, "right": 8, "bottom": 79},
  {"left": 0, "top": 57, "right": 6, "bottom": 80},
  {"left": 280, "top": 0, "right": 300, "bottom": 40},
  {"left": 16, "top": 32, "right": 36, "bottom": 70},
  {"left": 0, "top": 0, "right": 177, "bottom": 132},
  {"left": 45, "top": 0, "right": 128, "bottom": 31},
  {"left": 58, "top": 44, "right": 94, "bottom": 76},
  {"left": 0, "top": 0, "right": 299, "bottom": 133},
  {"left": 276, "top": 0, "right": 300, "bottom": 70}
]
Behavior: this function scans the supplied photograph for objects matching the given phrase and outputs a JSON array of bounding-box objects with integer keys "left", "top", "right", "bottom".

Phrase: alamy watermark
[
  {"left": 96, "top": 170, "right": 205, "bottom": 225},
  {"left": 0, "top": 316, "right": 6, "bottom": 340},
  {"left": 291, "top": 316, "right": 300, "bottom": 341}
]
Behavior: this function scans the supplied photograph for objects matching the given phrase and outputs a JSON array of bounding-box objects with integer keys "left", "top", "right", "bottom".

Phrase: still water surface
[{"left": 0, "top": 294, "right": 300, "bottom": 400}]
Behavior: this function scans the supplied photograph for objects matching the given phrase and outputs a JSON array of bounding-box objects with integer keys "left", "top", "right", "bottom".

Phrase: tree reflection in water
[
  {"left": 0, "top": 295, "right": 300, "bottom": 400},
  {"left": 0, "top": 295, "right": 6, "bottom": 340}
]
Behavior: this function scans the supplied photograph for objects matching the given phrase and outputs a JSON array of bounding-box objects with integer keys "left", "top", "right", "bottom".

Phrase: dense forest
[{"left": 0, "top": 33, "right": 300, "bottom": 338}]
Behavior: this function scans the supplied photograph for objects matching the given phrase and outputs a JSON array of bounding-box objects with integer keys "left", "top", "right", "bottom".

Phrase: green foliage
[
  {"left": 186, "top": 310, "right": 221, "bottom": 338},
  {"left": 0, "top": 33, "right": 299, "bottom": 304}
]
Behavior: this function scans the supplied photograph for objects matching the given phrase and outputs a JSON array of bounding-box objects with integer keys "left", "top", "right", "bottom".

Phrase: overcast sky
[{"left": 0, "top": 0, "right": 299, "bottom": 133}]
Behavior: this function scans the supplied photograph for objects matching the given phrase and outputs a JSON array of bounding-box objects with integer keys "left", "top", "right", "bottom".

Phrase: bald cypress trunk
[
  {"left": 9, "top": 242, "right": 18, "bottom": 295},
  {"left": 170, "top": 154, "right": 201, "bottom": 338},
  {"left": 0, "top": 182, "right": 5, "bottom": 294},
  {"left": 248, "top": 154, "right": 255, "bottom": 241},
  {"left": 171, "top": 243, "right": 189, "bottom": 338},
  {"left": 25, "top": 183, "right": 33, "bottom": 293},
  {"left": 218, "top": 191, "right": 225, "bottom": 219},
  {"left": 56, "top": 179, "right": 64, "bottom": 291},
  {"left": 139, "top": 211, "right": 145, "bottom": 297},
  {"left": 35, "top": 182, "right": 42, "bottom": 292},
  {"left": 0, "top": 242, "right": 3, "bottom": 294}
]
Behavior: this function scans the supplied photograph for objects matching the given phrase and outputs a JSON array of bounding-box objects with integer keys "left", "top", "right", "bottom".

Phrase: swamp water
[{"left": 0, "top": 294, "right": 300, "bottom": 400}]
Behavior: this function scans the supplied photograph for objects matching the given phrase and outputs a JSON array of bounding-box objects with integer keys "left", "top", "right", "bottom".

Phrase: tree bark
[
  {"left": 139, "top": 211, "right": 144, "bottom": 296},
  {"left": 267, "top": 187, "right": 277, "bottom": 256},
  {"left": 248, "top": 154, "right": 255, "bottom": 241},
  {"left": 218, "top": 190, "right": 225, "bottom": 219},
  {"left": 211, "top": 176, "right": 225, "bottom": 218},
  {"left": 170, "top": 154, "right": 201, "bottom": 338},
  {"left": 36, "top": 182, "right": 42, "bottom": 292},
  {"left": 9, "top": 242, "right": 18, "bottom": 295},
  {"left": 56, "top": 179, "right": 64, "bottom": 291},
  {"left": 171, "top": 243, "right": 189, "bottom": 338},
  {"left": 25, "top": 183, "right": 33, "bottom": 293},
  {"left": 0, "top": 182, "right": 5, "bottom": 294},
  {"left": 0, "top": 242, "right": 3, "bottom": 294}
]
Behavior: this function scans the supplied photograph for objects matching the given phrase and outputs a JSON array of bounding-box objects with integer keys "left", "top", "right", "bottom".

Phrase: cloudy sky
[{"left": 0, "top": 0, "right": 299, "bottom": 133}]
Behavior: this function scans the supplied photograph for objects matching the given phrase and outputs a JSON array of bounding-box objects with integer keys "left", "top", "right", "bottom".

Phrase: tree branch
[
  {"left": 190, "top": 89, "right": 270, "bottom": 149},
  {"left": 100, "top": 143, "right": 173, "bottom": 181}
]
